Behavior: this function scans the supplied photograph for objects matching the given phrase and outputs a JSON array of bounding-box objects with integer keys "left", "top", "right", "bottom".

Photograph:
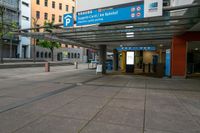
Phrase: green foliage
[
  {"left": 37, "top": 21, "right": 61, "bottom": 61},
  {"left": 7, "top": 22, "right": 18, "bottom": 37},
  {"left": 38, "top": 21, "right": 61, "bottom": 50},
  {"left": 38, "top": 40, "right": 61, "bottom": 50},
  {"left": 0, "top": 21, "right": 18, "bottom": 37},
  {"left": 44, "top": 21, "right": 54, "bottom": 33}
]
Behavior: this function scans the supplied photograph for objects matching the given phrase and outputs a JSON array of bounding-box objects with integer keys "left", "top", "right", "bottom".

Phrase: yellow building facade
[
  {"left": 32, "top": 0, "right": 75, "bottom": 26},
  {"left": 31, "top": 0, "right": 76, "bottom": 48}
]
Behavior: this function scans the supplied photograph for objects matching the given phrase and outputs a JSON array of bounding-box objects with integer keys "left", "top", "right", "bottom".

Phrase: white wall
[
  {"left": 170, "top": 0, "right": 194, "bottom": 6},
  {"left": 19, "top": 0, "right": 31, "bottom": 58},
  {"left": 76, "top": 0, "right": 143, "bottom": 12}
]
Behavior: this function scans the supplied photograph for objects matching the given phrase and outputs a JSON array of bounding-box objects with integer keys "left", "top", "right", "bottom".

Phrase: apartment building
[
  {"left": 18, "top": 0, "right": 31, "bottom": 58},
  {"left": 31, "top": 0, "right": 86, "bottom": 62},
  {"left": 0, "top": 0, "right": 19, "bottom": 58}
]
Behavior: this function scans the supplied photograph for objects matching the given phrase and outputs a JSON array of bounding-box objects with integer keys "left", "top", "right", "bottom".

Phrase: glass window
[
  {"left": 72, "top": 6, "right": 75, "bottom": 13},
  {"left": 22, "top": 16, "right": 29, "bottom": 21},
  {"left": 36, "top": 11, "right": 40, "bottom": 19},
  {"left": 59, "top": 15, "right": 62, "bottom": 22},
  {"left": 66, "top": 5, "right": 69, "bottom": 11},
  {"left": 41, "top": 52, "right": 44, "bottom": 58},
  {"left": 44, "top": 52, "right": 47, "bottom": 58},
  {"left": 59, "top": 3, "right": 62, "bottom": 10},
  {"left": 45, "top": 0, "right": 48, "bottom": 7},
  {"left": 49, "top": 52, "right": 51, "bottom": 58},
  {"left": 52, "top": 1, "right": 55, "bottom": 8},
  {"left": 44, "top": 13, "right": 48, "bottom": 20},
  {"left": 36, "top": 0, "right": 40, "bottom": 5},
  {"left": 52, "top": 14, "right": 55, "bottom": 22},
  {"left": 36, "top": 52, "right": 39, "bottom": 58},
  {"left": 22, "top": 1, "right": 29, "bottom": 7},
  {"left": 36, "top": 25, "right": 40, "bottom": 32},
  {"left": 68, "top": 53, "right": 70, "bottom": 58}
]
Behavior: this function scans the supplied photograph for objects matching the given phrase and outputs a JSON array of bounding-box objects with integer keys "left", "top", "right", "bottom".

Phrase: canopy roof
[{"left": 18, "top": 3, "right": 200, "bottom": 51}]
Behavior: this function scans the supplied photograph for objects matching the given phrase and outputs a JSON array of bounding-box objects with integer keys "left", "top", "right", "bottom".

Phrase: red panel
[
  {"left": 183, "top": 32, "right": 200, "bottom": 41},
  {"left": 171, "top": 32, "right": 200, "bottom": 77},
  {"left": 171, "top": 36, "right": 187, "bottom": 77}
]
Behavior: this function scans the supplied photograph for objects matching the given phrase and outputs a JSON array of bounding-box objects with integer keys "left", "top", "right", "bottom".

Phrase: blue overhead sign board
[
  {"left": 63, "top": 13, "right": 74, "bottom": 27},
  {"left": 116, "top": 47, "right": 156, "bottom": 51},
  {"left": 76, "top": 4, "right": 144, "bottom": 26},
  {"left": 75, "top": 0, "right": 163, "bottom": 26}
]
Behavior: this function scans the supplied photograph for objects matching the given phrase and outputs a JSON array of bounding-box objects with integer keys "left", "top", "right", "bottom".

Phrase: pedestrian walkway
[{"left": 0, "top": 66, "right": 200, "bottom": 133}]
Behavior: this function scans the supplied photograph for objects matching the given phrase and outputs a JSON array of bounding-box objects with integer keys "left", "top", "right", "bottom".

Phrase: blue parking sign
[{"left": 63, "top": 13, "right": 74, "bottom": 27}]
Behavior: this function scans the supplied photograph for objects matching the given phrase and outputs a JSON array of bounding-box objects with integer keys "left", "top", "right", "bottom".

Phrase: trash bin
[
  {"left": 156, "top": 63, "right": 165, "bottom": 77},
  {"left": 106, "top": 60, "right": 113, "bottom": 70}
]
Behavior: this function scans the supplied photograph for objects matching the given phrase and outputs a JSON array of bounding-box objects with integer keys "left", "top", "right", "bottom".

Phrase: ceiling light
[
  {"left": 126, "top": 35, "right": 134, "bottom": 38},
  {"left": 126, "top": 32, "right": 134, "bottom": 35},
  {"left": 125, "top": 26, "right": 134, "bottom": 29}
]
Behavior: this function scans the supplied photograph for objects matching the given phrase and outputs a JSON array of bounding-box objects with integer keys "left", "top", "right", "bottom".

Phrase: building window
[
  {"left": 71, "top": 53, "right": 73, "bottom": 58},
  {"left": 59, "top": 3, "right": 62, "bottom": 10},
  {"left": 44, "top": 13, "right": 48, "bottom": 20},
  {"left": 36, "top": 0, "right": 40, "bottom": 5},
  {"left": 44, "top": 0, "right": 48, "bottom": 7},
  {"left": 78, "top": 53, "right": 80, "bottom": 58},
  {"left": 68, "top": 53, "right": 70, "bottom": 58},
  {"left": 52, "top": 1, "right": 55, "bottom": 8},
  {"left": 59, "top": 15, "right": 62, "bottom": 22},
  {"left": 22, "top": 1, "right": 29, "bottom": 7},
  {"left": 22, "top": 16, "right": 29, "bottom": 21},
  {"left": 36, "top": 52, "right": 39, "bottom": 58},
  {"left": 45, "top": 52, "right": 47, "bottom": 58},
  {"left": 49, "top": 52, "right": 51, "bottom": 58},
  {"left": 52, "top": 14, "right": 55, "bottom": 22},
  {"left": 74, "top": 53, "right": 77, "bottom": 58},
  {"left": 40, "top": 52, "right": 44, "bottom": 58},
  {"left": 36, "top": 25, "right": 40, "bottom": 32},
  {"left": 65, "top": 5, "right": 68, "bottom": 11},
  {"left": 72, "top": 6, "right": 75, "bottom": 13},
  {"left": 36, "top": 11, "right": 40, "bottom": 19}
]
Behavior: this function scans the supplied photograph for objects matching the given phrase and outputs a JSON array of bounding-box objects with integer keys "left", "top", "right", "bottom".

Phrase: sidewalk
[{"left": 0, "top": 67, "right": 200, "bottom": 133}]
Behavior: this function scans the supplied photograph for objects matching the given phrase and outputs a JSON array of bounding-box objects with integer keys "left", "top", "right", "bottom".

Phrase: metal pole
[{"left": 9, "top": 35, "right": 13, "bottom": 58}]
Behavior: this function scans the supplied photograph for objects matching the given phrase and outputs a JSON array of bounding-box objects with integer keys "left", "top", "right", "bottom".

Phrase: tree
[
  {"left": 32, "top": 17, "right": 39, "bottom": 62},
  {"left": 7, "top": 22, "right": 18, "bottom": 58},
  {"left": 38, "top": 21, "right": 61, "bottom": 61}
]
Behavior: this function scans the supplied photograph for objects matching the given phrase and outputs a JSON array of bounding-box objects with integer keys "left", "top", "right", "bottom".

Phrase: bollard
[
  {"left": 148, "top": 63, "right": 151, "bottom": 73},
  {"left": 143, "top": 64, "right": 145, "bottom": 73},
  {"left": 74, "top": 62, "right": 78, "bottom": 69},
  {"left": 45, "top": 62, "right": 50, "bottom": 72}
]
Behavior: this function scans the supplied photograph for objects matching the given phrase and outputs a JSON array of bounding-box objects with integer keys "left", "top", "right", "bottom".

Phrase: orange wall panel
[
  {"left": 171, "top": 32, "right": 200, "bottom": 77},
  {"left": 171, "top": 36, "right": 187, "bottom": 77}
]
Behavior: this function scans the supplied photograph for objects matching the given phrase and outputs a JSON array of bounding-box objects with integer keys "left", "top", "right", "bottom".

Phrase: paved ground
[{"left": 0, "top": 64, "right": 200, "bottom": 133}]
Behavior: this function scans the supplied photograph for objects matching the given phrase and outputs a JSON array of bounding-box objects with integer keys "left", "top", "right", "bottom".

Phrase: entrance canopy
[{"left": 18, "top": 3, "right": 200, "bottom": 51}]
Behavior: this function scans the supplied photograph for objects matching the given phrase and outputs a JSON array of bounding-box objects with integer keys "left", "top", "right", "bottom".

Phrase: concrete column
[
  {"left": 17, "top": 44, "right": 22, "bottom": 58},
  {"left": 113, "top": 49, "right": 119, "bottom": 71},
  {"left": 99, "top": 45, "right": 107, "bottom": 74}
]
